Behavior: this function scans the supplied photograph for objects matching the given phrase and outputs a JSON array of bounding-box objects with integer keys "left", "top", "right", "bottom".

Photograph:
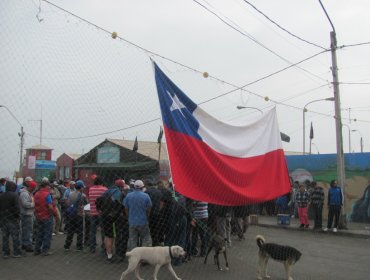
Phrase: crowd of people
[
  {"left": 273, "top": 178, "right": 343, "bottom": 232},
  {"left": 0, "top": 174, "right": 345, "bottom": 262},
  {"left": 0, "top": 175, "right": 251, "bottom": 264}
]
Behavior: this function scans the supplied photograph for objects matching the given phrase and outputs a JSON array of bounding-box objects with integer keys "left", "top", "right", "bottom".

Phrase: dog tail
[
  {"left": 256, "top": 235, "right": 265, "bottom": 248},
  {"left": 126, "top": 250, "right": 132, "bottom": 257}
]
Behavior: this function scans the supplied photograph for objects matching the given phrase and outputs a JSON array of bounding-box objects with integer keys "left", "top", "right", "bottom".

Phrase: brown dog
[{"left": 204, "top": 234, "right": 229, "bottom": 271}]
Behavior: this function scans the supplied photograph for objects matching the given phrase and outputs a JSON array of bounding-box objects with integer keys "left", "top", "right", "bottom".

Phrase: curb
[{"left": 252, "top": 223, "right": 370, "bottom": 239}]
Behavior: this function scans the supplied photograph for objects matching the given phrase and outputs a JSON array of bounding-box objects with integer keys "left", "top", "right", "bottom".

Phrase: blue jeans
[
  {"left": 1, "top": 220, "right": 21, "bottom": 256},
  {"left": 35, "top": 217, "right": 53, "bottom": 253},
  {"left": 21, "top": 215, "right": 34, "bottom": 247},
  {"left": 89, "top": 215, "right": 104, "bottom": 252},
  {"left": 64, "top": 215, "right": 84, "bottom": 250},
  {"left": 128, "top": 225, "right": 152, "bottom": 251}
]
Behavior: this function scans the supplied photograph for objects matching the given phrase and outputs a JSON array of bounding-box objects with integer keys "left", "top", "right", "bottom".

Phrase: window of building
[
  {"left": 37, "top": 151, "right": 47, "bottom": 160},
  {"left": 59, "top": 166, "right": 64, "bottom": 180},
  {"left": 65, "top": 167, "right": 70, "bottom": 179},
  {"left": 97, "top": 146, "right": 120, "bottom": 163}
]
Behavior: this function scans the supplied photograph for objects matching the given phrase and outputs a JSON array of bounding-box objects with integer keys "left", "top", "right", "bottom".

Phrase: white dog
[{"left": 119, "top": 245, "right": 186, "bottom": 280}]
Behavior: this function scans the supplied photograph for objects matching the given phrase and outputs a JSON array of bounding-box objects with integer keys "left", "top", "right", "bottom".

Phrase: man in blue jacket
[{"left": 324, "top": 179, "right": 343, "bottom": 233}]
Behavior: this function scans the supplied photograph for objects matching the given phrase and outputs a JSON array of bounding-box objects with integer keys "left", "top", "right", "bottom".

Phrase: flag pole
[
  {"left": 309, "top": 122, "right": 314, "bottom": 155},
  {"left": 158, "top": 126, "right": 163, "bottom": 162},
  {"left": 151, "top": 60, "right": 176, "bottom": 196},
  {"left": 158, "top": 141, "right": 161, "bottom": 162},
  {"left": 160, "top": 126, "right": 176, "bottom": 194},
  {"left": 133, "top": 136, "right": 138, "bottom": 163}
]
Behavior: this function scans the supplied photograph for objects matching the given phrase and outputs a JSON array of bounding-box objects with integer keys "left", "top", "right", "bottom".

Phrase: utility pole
[
  {"left": 330, "top": 30, "right": 347, "bottom": 228},
  {"left": 0, "top": 105, "right": 24, "bottom": 182},
  {"left": 19, "top": 126, "right": 25, "bottom": 179},
  {"left": 319, "top": 0, "right": 347, "bottom": 228}
]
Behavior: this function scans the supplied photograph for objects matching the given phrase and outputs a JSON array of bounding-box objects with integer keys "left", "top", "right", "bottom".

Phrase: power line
[
  {"left": 198, "top": 50, "right": 328, "bottom": 105},
  {"left": 34, "top": 1, "right": 369, "bottom": 141},
  {"left": 192, "top": 0, "right": 328, "bottom": 83},
  {"left": 241, "top": 0, "right": 326, "bottom": 50},
  {"left": 340, "top": 41, "right": 370, "bottom": 48},
  {"left": 40, "top": 0, "right": 329, "bottom": 105},
  {"left": 340, "top": 82, "right": 370, "bottom": 85},
  {"left": 27, "top": 118, "right": 161, "bottom": 140}
]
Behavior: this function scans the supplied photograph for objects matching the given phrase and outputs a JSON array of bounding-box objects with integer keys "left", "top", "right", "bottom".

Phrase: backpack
[
  {"left": 60, "top": 188, "right": 72, "bottom": 211},
  {"left": 96, "top": 190, "right": 123, "bottom": 220},
  {"left": 65, "top": 192, "right": 82, "bottom": 218}
]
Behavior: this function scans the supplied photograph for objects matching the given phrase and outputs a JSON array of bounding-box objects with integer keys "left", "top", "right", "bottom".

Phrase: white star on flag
[{"left": 168, "top": 91, "right": 186, "bottom": 116}]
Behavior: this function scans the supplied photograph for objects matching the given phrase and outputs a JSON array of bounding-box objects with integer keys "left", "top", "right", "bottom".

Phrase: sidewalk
[{"left": 253, "top": 215, "right": 370, "bottom": 239}]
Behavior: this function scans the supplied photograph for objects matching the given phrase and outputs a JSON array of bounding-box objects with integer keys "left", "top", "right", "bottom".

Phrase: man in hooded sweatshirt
[{"left": 19, "top": 179, "right": 37, "bottom": 252}]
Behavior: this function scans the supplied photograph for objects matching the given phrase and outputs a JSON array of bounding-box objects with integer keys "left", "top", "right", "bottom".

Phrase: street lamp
[
  {"left": 303, "top": 97, "right": 334, "bottom": 154},
  {"left": 236, "top": 105, "right": 263, "bottom": 114},
  {"left": 351, "top": 130, "right": 364, "bottom": 153},
  {"left": 342, "top": 124, "right": 351, "bottom": 153},
  {"left": 236, "top": 105, "right": 290, "bottom": 143},
  {"left": 0, "top": 105, "right": 24, "bottom": 181}
]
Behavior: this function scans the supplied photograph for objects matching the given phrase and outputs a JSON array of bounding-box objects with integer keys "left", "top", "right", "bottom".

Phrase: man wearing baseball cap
[
  {"left": 63, "top": 179, "right": 88, "bottom": 252},
  {"left": 123, "top": 180, "right": 152, "bottom": 251},
  {"left": 19, "top": 179, "right": 38, "bottom": 252},
  {"left": 34, "top": 181, "right": 57, "bottom": 256}
]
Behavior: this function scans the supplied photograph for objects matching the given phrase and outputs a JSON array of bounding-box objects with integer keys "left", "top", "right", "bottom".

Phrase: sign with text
[{"left": 28, "top": 155, "right": 36, "bottom": 169}]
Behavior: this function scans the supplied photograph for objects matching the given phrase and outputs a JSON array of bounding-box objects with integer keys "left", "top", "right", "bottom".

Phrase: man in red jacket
[{"left": 34, "top": 181, "right": 58, "bottom": 256}]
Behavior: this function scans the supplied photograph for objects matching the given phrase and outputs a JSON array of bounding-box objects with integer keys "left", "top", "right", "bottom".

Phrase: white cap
[
  {"left": 42, "top": 177, "right": 49, "bottom": 183},
  {"left": 24, "top": 176, "right": 33, "bottom": 182},
  {"left": 134, "top": 180, "right": 144, "bottom": 189}
]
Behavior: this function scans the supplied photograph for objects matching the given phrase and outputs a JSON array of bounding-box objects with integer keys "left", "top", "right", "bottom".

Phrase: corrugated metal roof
[{"left": 107, "top": 138, "right": 168, "bottom": 161}]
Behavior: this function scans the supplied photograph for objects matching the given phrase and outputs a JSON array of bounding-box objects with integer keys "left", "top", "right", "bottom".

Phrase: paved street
[{"left": 1, "top": 224, "right": 370, "bottom": 280}]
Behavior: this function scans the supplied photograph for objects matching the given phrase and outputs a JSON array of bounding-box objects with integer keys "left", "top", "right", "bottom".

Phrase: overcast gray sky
[{"left": 1, "top": 0, "right": 369, "bottom": 178}]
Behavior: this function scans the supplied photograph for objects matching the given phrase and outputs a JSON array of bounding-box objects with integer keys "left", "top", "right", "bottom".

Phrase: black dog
[
  {"left": 204, "top": 234, "right": 229, "bottom": 271},
  {"left": 256, "top": 235, "right": 301, "bottom": 280}
]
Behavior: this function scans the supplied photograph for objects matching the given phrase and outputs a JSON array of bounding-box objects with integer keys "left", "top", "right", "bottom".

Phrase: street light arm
[
  {"left": 0, "top": 105, "right": 23, "bottom": 127},
  {"left": 0, "top": 104, "right": 24, "bottom": 182},
  {"left": 236, "top": 106, "right": 263, "bottom": 114},
  {"left": 302, "top": 97, "right": 335, "bottom": 154},
  {"left": 303, "top": 97, "right": 335, "bottom": 111},
  {"left": 318, "top": 0, "right": 336, "bottom": 33}
]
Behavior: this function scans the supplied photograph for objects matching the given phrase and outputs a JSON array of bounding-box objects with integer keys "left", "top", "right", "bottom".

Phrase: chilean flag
[{"left": 154, "top": 63, "right": 290, "bottom": 206}]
